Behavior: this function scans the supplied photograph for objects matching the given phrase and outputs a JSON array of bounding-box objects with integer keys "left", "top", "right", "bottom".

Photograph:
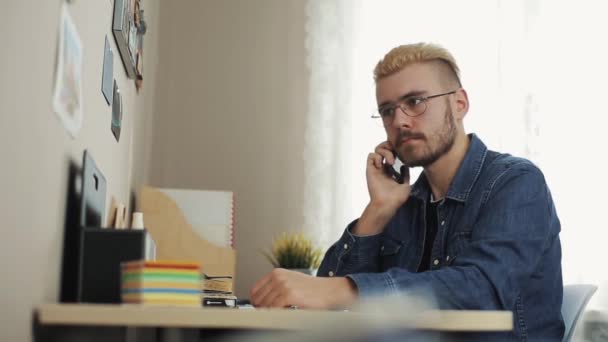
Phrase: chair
[{"left": 562, "top": 284, "right": 598, "bottom": 342}]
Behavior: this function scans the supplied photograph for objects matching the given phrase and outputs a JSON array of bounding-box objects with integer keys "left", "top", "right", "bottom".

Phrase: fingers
[
  {"left": 264, "top": 291, "right": 287, "bottom": 308},
  {"left": 251, "top": 271, "right": 336, "bottom": 309},
  {"left": 367, "top": 153, "right": 384, "bottom": 170},
  {"left": 251, "top": 269, "right": 293, "bottom": 308},
  {"left": 374, "top": 141, "right": 396, "bottom": 165},
  {"left": 250, "top": 271, "right": 273, "bottom": 297},
  {"left": 251, "top": 281, "right": 276, "bottom": 307},
  {"left": 251, "top": 269, "right": 314, "bottom": 308},
  {"left": 271, "top": 295, "right": 291, "bottom": 308},
  {"left": 250, "top": 272, "right": 274, "bottom": 306}
]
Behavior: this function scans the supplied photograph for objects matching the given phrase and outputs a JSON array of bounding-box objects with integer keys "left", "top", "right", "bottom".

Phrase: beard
[{"left": 397, "top": 107, "right": 457, "bottom": 168}]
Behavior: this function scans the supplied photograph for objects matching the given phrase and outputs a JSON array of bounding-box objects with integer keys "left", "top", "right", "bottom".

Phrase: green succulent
[{"left": 262, "top": 232, "right": 323, "bottom": 269}]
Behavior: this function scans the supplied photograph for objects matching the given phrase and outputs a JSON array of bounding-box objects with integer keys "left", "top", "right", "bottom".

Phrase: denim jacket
[{"left": 318, "top": 134, "right": 564, "bottom": 341}]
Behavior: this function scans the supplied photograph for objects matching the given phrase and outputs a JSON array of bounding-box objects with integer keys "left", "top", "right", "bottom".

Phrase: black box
[
  {"left": 60, "top": 151, "right": 156, "bottom": 304},
  {"left": 78, "top": 228, "right": 155, "bottom": 303}
]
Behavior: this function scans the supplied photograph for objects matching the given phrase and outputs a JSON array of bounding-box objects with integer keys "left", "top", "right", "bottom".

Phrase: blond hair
[{"left": 374, "top": 43, "right": 461, "bottom": 86}]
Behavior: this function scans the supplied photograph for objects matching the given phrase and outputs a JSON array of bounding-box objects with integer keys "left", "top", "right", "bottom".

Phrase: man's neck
[{"left": 423, "top": 132, "right": 470, "bottom": 201}]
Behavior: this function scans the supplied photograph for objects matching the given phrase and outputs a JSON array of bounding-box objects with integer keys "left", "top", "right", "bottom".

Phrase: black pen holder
[{"left": 62, "top": 227, "right": 155, "bottom": 304}]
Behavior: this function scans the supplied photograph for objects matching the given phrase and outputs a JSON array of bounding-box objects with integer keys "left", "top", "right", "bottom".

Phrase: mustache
[{"left": 396, "top": 131, "right": 425, "bottom": 145}]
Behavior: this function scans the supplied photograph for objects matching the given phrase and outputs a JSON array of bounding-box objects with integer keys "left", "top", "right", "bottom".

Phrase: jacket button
[
  {"left": 440, "top": 220, "right": 446, "bottom": 226},
  {"left": 446, "top": 255, "right": 450, "bottom": 262},
  {"left": 328, "top": 271, "right": 334, "bottom": 277},
  {"left": 433, "top": 259, "right": 439, "bottom": 266},
  {"left": 380, "top": 245, "right": 385, "bottom": 252},
  {"left": 343, "top": 243, "right": 349, "bottom": 250}
]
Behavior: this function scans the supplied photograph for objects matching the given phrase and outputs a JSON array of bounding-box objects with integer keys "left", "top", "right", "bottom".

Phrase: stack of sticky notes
[{"left": 121, "top": 260, "right": 202, "bottom": 306}]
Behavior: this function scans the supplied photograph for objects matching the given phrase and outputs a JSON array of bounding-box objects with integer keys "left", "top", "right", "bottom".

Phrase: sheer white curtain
[
  {"left": 304, "top": 0, "right": 608, "bottom": 308},
  {"left": 302, "top": 0, "right": 359, "bottom": 248}
]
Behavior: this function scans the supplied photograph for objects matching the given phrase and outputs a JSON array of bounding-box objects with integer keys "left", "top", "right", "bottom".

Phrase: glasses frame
[{"left": 371, "top": 90, "right": 458, "bottom": 120}]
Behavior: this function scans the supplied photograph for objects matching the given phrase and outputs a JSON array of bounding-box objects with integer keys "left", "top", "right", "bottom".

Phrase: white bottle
[{"left": 131, "top": 212, "right": 144, "bottom": 229}]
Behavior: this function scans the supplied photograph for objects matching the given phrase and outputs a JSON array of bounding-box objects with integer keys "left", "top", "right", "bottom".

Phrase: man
[{"left": 251, "top": 43, "right": 564, "bottom": 340}]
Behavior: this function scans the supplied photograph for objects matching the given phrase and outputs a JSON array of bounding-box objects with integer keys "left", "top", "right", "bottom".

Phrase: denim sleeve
[
  {"left": 347, "top": 162, "right": 560, "bottom": 309},
  {"left": 317, "top": 219, "right": 384, "bottom": 277}
]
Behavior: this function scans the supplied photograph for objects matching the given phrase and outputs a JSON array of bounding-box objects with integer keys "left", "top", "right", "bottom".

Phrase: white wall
[
  {"left": 149, "top": 0, "right": 309, "bottom": 297},
  {"left": 0, "top": 1, "right": 161, "bottom": 340}
]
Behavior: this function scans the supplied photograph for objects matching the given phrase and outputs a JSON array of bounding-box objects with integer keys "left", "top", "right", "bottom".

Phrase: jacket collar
[{"left": 410, "top": 133, "right": 488, "bottom": 203}]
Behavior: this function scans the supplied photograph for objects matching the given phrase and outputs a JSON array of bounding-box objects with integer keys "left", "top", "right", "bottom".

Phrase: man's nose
[{"left": 391, "top": 106, "right": 414, "bottom": 128}]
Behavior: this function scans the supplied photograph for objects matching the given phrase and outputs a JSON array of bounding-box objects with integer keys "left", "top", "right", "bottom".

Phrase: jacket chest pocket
[
  {"left": 379, "top": 239, "right": 404, "bottom": 270},
  {"left": 445, "top": 230, "right": 472, "bottom": 265}
]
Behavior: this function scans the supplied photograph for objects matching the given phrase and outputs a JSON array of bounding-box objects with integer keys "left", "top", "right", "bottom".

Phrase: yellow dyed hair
[{"left": 374, "top": 42, "right": 461, "bottom": 87}]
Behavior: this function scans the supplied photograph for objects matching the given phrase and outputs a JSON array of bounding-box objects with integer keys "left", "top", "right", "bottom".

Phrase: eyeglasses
[{"left": 371, "top": 90, "right": 458, "bottom": 121}]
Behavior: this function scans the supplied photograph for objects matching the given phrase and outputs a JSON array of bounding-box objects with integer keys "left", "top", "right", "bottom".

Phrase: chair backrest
[{"left": 562, "top": 284, "right": 598, "bottom": 342}]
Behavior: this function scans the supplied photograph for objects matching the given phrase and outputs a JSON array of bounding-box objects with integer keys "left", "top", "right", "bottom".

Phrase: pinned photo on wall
[
  {"left": 113, "top": 0, "right": 146, "bottom": 86},
  {"left": 101, "top": 36, "right": 114, "bottom": 105},
  {"left": 111, "top": 80, "right": 122, "bottom": 142},
  {"left": 113, "top": 0, "right": 137, "bottom": 78},
  {"left": 134, "top": 0, "right": 146, "bottom": 91},
  {"left": 52, "top": 3, "right": 83, "bottom": 138}
]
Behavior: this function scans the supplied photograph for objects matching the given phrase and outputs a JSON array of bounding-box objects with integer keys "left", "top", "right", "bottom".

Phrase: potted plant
[{"left": 262, "top": 232, "right": 323, "bottom": 275}]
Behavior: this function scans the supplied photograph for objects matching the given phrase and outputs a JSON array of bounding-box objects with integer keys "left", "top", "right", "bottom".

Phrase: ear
[{"left": 453, "top": 88, "right": 469, "bottom": 120}]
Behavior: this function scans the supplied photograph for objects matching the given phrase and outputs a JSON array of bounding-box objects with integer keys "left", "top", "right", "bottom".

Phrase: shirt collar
[{"left": 410, "top": 133, "right": 488, "bottom": 203}]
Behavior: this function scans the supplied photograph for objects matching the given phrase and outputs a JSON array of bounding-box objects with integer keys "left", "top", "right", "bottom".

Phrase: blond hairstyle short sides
[{"left": 374, "top": 43, "right": 461, "bottom": 86}]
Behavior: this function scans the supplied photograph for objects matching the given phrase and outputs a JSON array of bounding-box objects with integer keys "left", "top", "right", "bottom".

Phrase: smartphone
[{"left": 383, "top": 152, "right": 405, "bottom": 184}]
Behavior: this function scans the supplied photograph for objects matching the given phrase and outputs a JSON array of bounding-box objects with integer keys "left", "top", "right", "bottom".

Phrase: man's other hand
[{"left": 250, "top": 268, "right": 357, "bottom": 309}]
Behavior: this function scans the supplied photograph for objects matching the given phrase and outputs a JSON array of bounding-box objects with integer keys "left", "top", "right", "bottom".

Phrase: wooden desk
[
  {"left": 37, "top": 303, "right": 512, "bottom": 331},
  {"left": 35, "top": 303, "right": 512, "bottom": 341}
]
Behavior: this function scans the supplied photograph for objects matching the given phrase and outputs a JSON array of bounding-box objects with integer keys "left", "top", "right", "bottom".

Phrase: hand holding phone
[
  {"left": 369, "top": 141, "right": 411, "bottom": 191},
  {"left": 383, "top": 156, "right": 406, "bottom": 184},
  {"left": 356, "top": 145, "right": 411, "bottom": 236}
]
